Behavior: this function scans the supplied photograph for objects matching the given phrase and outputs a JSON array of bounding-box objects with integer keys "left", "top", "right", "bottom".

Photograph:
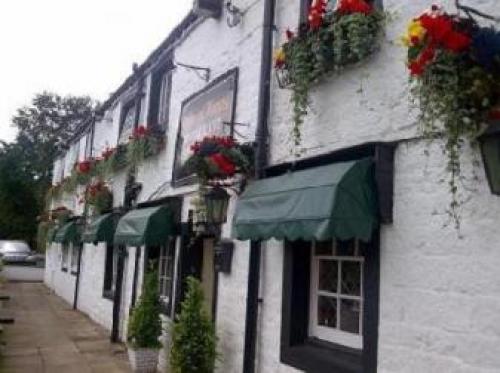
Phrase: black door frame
[{"left": 111, "top": 245, "right": 126, "bottom": 343}]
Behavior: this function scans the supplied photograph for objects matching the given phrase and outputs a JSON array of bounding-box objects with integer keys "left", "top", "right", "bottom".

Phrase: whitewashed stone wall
[
  {"left": 77, "top": 243, "right": 114, "bottom": 330},
  {"left": 44, "top": 244, "right": 77, "bottom": 305},
  {"left": 263, "top": 1, "right": 500, "bottom": 372}
]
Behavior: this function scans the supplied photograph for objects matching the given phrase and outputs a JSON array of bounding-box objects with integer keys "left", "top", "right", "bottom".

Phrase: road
[{"left": 1, "top": 264, "right": 44, "bottom": 282}]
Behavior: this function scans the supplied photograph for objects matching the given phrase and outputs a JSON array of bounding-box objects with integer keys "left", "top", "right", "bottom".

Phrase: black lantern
[
  {"left": 214, "top": 239, "right": 235, "bottom": 273},
  {"left": 204, "top": 187, "right": 230, "bottom": 225},
  {"left": 479, "top": 120, "right": 500, "bottom": 195}
]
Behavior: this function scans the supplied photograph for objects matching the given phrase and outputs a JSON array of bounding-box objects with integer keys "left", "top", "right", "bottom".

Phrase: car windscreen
[{"left": 0, "top": 242, "right": 31, "bottom": 253}]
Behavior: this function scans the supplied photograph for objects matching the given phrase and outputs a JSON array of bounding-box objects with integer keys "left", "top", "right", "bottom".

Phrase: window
[
  {"left": 103, "top": 245, "right": 118, "bottom": 299},
  {"left": 119, "top": 100, "right": 137, "bottom": 144},
  {"left": 158, "top": 238, "right": 176, "bottom": 310},
  {"left": 70, "top": 244, "right": 80, "bottom": 274},
  {"left": 148, "top": 66, "right": 172, "bottom": 132},
  {"left": 280, "top": 238, "right": 379, "bottom": 373},
  {"left": 146, "top": 238, "right": 176, "bottom": 315},
  {"left": 61, "top": 245, "right": 69, "bottom": 271},
  {"left": 309, "top": 240, "right": 363, "bottom": 349}
]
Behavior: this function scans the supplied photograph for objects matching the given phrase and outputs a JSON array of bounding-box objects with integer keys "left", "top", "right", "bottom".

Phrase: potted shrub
[
  {"left": 170, "top": 276, "right": 217, "bottom": 373},
  {"left": 127, "top": 269, "right": 162, "bottom": 372}
]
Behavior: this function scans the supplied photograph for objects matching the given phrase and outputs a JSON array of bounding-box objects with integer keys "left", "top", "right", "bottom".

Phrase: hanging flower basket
[
  {"left": 84, "top": 181, "right": 113, "bottom": 215},
  {"left": 51, "top": 206, "right": 72, "bottom": 225},
  {"left": 404, "top": 4, "right": 500, "bottom": 226},
  {"left": 181, "top": 136, "right": 253, "bottom": 184},
  {"left": 274, "top": 0, "right": 385, "bottom": 146},
  {"left": 127, "top": 125, "right": 164, "bottom": 167}
]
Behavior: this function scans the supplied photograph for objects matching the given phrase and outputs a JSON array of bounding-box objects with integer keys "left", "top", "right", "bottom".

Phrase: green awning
[
  {"left": 114, "top": 205, "right": 173, "bottom": 246},
  {"left": 54, "top": 221, "right": 81, "bottom": 244},
  {"left": 82, "top": 213, "right": 118, "bottom": 244},
  {"left": 233, "top": 159, "right": 378, "bottom": 242},
  {"left": 47, "top": 226, "right": 57, "bottom": 242}
]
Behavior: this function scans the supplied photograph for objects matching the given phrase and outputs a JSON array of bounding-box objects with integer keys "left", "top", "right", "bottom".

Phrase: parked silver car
[{"left": 0, "top": 241, "right": 33, "bottom": 263}]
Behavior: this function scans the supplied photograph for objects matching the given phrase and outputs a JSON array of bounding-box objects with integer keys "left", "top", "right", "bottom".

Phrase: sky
[{"left": 0, "top": 0, "right": 192, "bottom": 143}]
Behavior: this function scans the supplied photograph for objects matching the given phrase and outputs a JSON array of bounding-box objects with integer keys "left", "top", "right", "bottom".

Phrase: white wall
[{"left": 263, "top": 1, "right": 500, "bottom": 372}]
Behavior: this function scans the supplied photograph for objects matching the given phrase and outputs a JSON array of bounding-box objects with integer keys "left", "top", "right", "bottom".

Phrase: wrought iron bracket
[{"left": 174, "top": 61, "right": 211, "bottom": 82}]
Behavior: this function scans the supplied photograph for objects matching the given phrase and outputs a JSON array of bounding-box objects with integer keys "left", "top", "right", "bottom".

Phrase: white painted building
[{"left": 44, "top": 1, "right": 500, "bottom": 373}]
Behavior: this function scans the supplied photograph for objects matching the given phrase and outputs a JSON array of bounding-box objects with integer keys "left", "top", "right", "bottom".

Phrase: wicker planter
[{"left": 127, "top": 346, "right": 159, "bottom": 373}]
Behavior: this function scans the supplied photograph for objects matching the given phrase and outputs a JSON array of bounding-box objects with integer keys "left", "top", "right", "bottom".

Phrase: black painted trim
[
  {"left": 280, "top": 236, "right": 380, "bottom": 373},
  {"left": 111, "top": 246, "right": 126, "bottom": 343},
  {"left": 72, "top": 244, "right": 83, "bottom": 310}
]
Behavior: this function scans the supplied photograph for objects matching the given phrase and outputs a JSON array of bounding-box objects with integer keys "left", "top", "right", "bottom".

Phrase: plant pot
[{"left": 127, "top": 346, "right": 159, "bottom": 373}]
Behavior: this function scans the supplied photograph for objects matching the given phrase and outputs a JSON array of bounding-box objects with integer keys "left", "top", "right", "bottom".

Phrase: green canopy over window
[
  {"left": 114, "top": 205, "right": 173, "bottom": 246},
  {"left": 233, "top": 158, "right": 378, "bottom": 242},
  {"left": 82, "top": 213, "right": 118, "bottom": 244},
  {"left": 47, "top": 226, "right": 58, "bottom": 243},
  {"left": 54, "top": 221, "right": 81, "bottom": 244}
]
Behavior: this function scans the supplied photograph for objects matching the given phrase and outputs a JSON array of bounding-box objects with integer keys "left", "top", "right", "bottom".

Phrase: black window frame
[
  {"left": 148, "top": 62, "right": 174, "bottom": 133},
  {"left": 280, "top": 234, "right": 380, "bottom": 373},
  {"left": 103, "top": 244, "right": 117, "bottom": 300},
  {"left": 118, "top": 98, "right": 138, "bottom": 143}
]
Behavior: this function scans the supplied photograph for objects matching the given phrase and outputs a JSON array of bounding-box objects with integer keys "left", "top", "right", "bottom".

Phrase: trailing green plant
[
  {"left": 182, "top": 136, "right": 253, "bottom": 184},
  {"left": 84, "top": 181, "right": 113, "bottom": 215},
  {"left": 170, "top": 276, "right": 217, "bottom": 373},
  {"left": 36, "top": 220, "right": 55, "bottom": 252},
  {"left": 127, "top": 126, "right": 164, "bottom": 167},
  {"left": 275, "top": 0, "right": 384, "bottom": 147},
  {"left": 127, "top": 269, "right": 162, "bottom": 349},
  {"left": 404, "top": 4, "right": 500, "bottom": 227}
]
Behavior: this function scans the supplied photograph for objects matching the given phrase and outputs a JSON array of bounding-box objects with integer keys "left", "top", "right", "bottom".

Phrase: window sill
[
  {"left": 281, "top": 338, "right": 362, "bottom": 373},
  {"left": 102, "top": 290, "right": 115, "bottom": 301}
]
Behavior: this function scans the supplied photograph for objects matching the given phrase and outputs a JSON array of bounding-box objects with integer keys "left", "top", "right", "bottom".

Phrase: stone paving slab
[{"left": 0, "top": 282, "right": 132, "bottom": 373}]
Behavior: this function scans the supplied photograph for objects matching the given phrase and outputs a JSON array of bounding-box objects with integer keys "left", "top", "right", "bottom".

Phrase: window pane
[
  {"left": 341, "top": 261, "right": 361, "bottom": 296},
  {"left": 340, "top": 299, "right": 360, "bottom": 334},
  {"left": 315, "top": 240, "right": 332, "bottom": 256},
  {"left": 318, "top": 260, "right": 338, "bottom": 293},
  {"left": 317, "top": 296, "right": 337, "bottom": 329}
]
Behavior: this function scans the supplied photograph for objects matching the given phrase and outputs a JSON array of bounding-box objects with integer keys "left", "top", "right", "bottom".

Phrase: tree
[
  {"left": 170, "top": 276, "right": 218, "bottom": 373},
  {"left": 0, "top": 92, "right": 97, "bottom": 247},
  {"left": 127, "top": 269, "right": 162, "bottom": 349}
]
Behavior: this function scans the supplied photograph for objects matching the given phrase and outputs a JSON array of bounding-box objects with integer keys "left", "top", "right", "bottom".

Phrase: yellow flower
[
  {"left": 402, "top": 20, "right": 426, "bottom": 47},
  {"left": 274, "top": 48, "right": 286, "bottom": 68}
]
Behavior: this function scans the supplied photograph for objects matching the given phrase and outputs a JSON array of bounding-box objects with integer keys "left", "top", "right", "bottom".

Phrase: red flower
[
  {"left": 77, "top": 160, "right": 92, "bottom": 174},
  {"left": 101, "top": 147, "right": 115, "bottom": 160},
  {"left": 286, "top": 29, "right": 295, "bottom": 41},
  {"left": 308, "top": 0, "right": 327, "bottom": 30},
  {"left": 132, "top": 125, "right": 149, "bottom": 139},
  {"left": 408, "top": 44, "right": 436, "bottom": 76},
  {"left": 418, "top": 14, "right": 471, "bottom": 53},
  {"left": 209, "top": 153, "right": 236, "bottom": 176},
  {"left": 337, "top": 0, "right": 373, "bottom": 15}
]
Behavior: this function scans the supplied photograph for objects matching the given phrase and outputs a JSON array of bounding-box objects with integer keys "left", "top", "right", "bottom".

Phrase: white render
[{"left": 44, "top": 1, "right": 500, "bottom": 373}]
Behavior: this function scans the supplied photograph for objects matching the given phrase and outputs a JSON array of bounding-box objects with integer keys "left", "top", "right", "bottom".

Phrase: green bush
[
  {"left": 127, "top": 269, "right": 162, "bottom": 349},
  {"left": 170, "top": 276, "right": 217, "bottom": 373}
]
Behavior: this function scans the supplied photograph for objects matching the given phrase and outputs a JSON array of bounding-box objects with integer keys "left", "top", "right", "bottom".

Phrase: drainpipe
[
  {"left": 243, "top": 0, "right": 275, "bottom": 372},
  {"left": 73, "top": 243, "right": 83, "bottom": 310}
]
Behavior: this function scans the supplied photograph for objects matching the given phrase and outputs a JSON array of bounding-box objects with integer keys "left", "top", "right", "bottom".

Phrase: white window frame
[
  {"left": 158, "top": 238, "right": 175, "bottom": 307},
  {"left": 118, "top": 100, "right": 137, "bottom": 144},
  {"left": 157, "top": 70, "right": 171, "bottom": 130},
  {"left": 309, "top": 240, "right": 364, "bottom": 349}
]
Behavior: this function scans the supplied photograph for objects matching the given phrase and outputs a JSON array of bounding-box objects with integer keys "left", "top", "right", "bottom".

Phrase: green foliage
[
  {"left": 126, "top": 135, "right": 163, "bottom": 168},
  {"left": 170, "top": 277, "right": 217, "bottom": 373},
  {"left": 279, "top": 10, "right": 384, "bottom": 148},
  {"left": 127, "top": 269, "right": 162, "bottom": 349},
  {"left": 410, "top": 50, "right": 500, "bottom": 227},
  {"left": 36, "top": 220, "right": 54, "bottom": 252},
  {"left": 0, "top": 92, "right": 96, "bottom": 246}
]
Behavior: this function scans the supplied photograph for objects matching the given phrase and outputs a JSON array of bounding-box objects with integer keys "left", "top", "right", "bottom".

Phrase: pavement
[
  {"left": 0, "top": 282, "right": 132, "bottom": 373},
  {"left": 2, "top": 264, "right": 44, "bottom": 282}
]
